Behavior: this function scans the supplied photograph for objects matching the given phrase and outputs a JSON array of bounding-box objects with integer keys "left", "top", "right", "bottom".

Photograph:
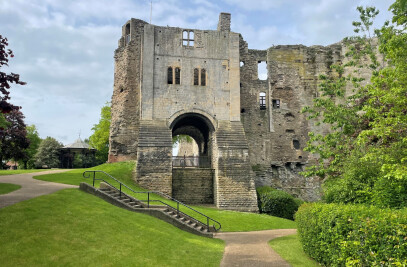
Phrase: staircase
[
  {"left": 216, "top": 121, "right": 249, "bottom": 149},
  {"left": 80, "top": 171, "right": 221, "bottom": 238},
  {"left": 138, "top": 120, "right": 172, "bottom": 147}
]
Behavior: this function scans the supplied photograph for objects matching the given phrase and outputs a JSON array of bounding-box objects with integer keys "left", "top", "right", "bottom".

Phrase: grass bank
[
  {"left": 0, "top": 189, "right": 224, "bottom": 266},
  {"left": 0, "top": 183, "right": 21, "bottom": 195},
  {"left": 35, "top": 161, "right": 296, "bottom": 232},
  {"left": 269, "top": 234, "right": 320, "bottom": 267}
]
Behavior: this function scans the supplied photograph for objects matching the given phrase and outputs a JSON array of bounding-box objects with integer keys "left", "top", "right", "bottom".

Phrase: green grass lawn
[
  {"left": 269, "top": 234, "right": 320, "bottom": 267},
  {"left": 0, "top": 188, "right": 224, "bottom": 266},
  {"left": 34, "top": 161, "right": 135, "bottom": 186},
  {"left": 0, "top": 183, "right": 21, "bottom": 195},
  {"left": 35, "top": 161, "right": 297, "bottom": 232},
  {"left": 0, "top": 169, "right": 50, "bottom": 176}
]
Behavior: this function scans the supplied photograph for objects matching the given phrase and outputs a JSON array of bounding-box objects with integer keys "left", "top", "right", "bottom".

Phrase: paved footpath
[
  {"left": 0, "top": 170, "right": 77, "bottom": 209},
  {"left": 215, "top": 229, "right": 297, "bottom": 267}
]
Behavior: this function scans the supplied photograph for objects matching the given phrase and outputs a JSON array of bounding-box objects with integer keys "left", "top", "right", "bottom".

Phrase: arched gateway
[{"left": 171, "top": 113, "right": 215, "bottom": 204}]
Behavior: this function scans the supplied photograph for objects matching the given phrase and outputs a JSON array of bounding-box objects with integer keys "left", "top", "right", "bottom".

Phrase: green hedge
[
  {"left": 296, "top": 203, "right": 407, "bottom": 266},
  {"left": 256, "top": 186, "right": 303, "bottom": 220}
]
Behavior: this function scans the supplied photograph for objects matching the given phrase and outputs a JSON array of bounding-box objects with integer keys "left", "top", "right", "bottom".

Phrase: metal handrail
[
  {"left": 83, "top": 170, "right": 221, "bottom": 231},
  {"left": 172, "top": 156, "right": 211, "bottom": 168}
]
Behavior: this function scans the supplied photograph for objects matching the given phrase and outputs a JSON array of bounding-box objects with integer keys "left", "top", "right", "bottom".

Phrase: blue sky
[{"left": 0, "top": 0, "right": 394, "bottom": 144}]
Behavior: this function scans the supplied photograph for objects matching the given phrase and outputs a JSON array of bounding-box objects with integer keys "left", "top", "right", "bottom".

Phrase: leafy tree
[
  {"left": 19, "top": 125, "right": 41, "bottom": 169},
  {"left": 172, "top": 135, "right": 193, "bottom": 148},
  {"left": 34, "top": 137, "right": 62, "bottom": 168},
  {"left": 0, "top": 113, "right": 7, "bottom": 129},
  {"left": 73, "top": 153, "right": 96, "bottom": 168},
  {"left": 302, "top": 3, "right": 407, "bottom": 208},
  {"left": 89, "top": 103, "right": 111, "bottom": 164},
  {"left": 0, "top": 35, "right": 25, "bottom": 115},
  {"left": 0, "top": 110, "right": 30, "bottom": 168}
]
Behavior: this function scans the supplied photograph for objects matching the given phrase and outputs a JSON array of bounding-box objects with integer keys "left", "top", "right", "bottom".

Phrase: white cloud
[
  {"left": 0, "top": 0, "right": 396, "bottom": 144},
  {"left": 223, "top": 0, "right": 286, "bottom": 11}
]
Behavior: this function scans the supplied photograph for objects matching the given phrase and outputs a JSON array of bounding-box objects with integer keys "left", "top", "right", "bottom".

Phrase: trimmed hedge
[
  {"left": 257, "top": 186, "right": 303, "bottom": 220},
  {"left": 296, "top": 203, "right": 407, "bottom": 266}
]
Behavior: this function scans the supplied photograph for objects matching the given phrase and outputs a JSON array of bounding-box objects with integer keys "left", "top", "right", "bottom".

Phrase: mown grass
[
  {"left": 0, "top": 169, "right": 50, "bottom": 176},
  {"left": 35, "top": 161, "right": 297, "bottom": 232},
  {"left": 0, "top": 189, "right": 224, "bottom": 267},
  {"left": 269, "top": 234, "right": 320, "bottom": 267},
  {"left": 0, "top": 183, "right": 21, "bottom": 195},
  {"left": 34, "top": 161, "right": 135, "bottom": 187}
]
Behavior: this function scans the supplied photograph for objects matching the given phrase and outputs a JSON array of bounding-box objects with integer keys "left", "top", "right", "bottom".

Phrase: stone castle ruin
[{"left": 108, "top": 13, "right": 362, "bottom": 211}]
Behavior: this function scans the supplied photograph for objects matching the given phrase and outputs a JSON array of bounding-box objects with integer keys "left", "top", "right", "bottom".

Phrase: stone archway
[{"left": 170, "top": 113, "right": 215, "bottom": 204}]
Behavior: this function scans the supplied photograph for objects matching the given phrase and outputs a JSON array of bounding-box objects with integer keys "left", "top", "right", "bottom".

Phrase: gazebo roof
[{"left": 63, "top": 138, "right": 91, "bottom": 149}]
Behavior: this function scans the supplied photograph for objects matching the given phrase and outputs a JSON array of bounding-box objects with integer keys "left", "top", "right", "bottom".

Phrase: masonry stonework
[{"left": 109, "top": 13, "right": 370, "bottom": 210}]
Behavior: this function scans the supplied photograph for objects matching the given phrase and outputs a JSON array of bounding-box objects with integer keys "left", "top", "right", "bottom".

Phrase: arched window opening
[
  {"left": 201, "top": 69, "right": 206, "bottom": 86},
  {"left": 193, "top": 68, "right": 207, "bottom": 86},
  {"left": 194, "top": 68, "right": 199, "bottom": 85},
  {"left": 240, "top": 61, "right": 244, "bottom": 67},
  {"left": 175, "top": 67, "right": 181, "bottom": 85},
  {"left": 167, "top": 67, "right": 173, "bottom": 84},
  {"left": 259, "top": 92, "right": 266, "bottom": 110},
  {"left": 182, "top": 31, "right": 188, "bottom": 46},
  {"left": 182, "top": 30, "right": 194, "bottom": 47},
  {"left": 125, "top": 24, "right": 131, "bottom": 44}
]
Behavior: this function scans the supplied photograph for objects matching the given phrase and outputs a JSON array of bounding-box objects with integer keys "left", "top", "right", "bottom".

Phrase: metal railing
[
  {"left": 172, "top": 156, "right": 211, "bottom": 168},
  {"left": 83, "top": 170, "right": 221, "bottom": 232}
]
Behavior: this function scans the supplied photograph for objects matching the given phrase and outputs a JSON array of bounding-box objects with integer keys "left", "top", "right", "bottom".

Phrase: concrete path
[
  {"left": 215, "top": 229, "right": 297, "bottom": 267},
  {"left": 0, "top": 170, "right": 77, "bottom": 209}
]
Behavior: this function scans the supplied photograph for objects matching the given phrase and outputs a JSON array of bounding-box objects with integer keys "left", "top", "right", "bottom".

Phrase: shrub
[
  {"left": 296, "top": 203, "right": 407, "bottom": 266},
  {"left": 256, "top": 186, "right": 303, "bottom": 220},
  {"left": 34, "top": 137, "right": 62, "bottom": 168}
]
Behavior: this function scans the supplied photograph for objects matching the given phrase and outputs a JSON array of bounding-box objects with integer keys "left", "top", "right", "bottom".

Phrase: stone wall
[
  {"left": 215, "top": 121, "right": 259, "bottom": 212},
  {"left": 239, "top": 35, "right": 345, "bottom": 200},
  {"left": 136, "top": 120, "right": 173, "bottom": 195},
  {"left": 109, "top": 13, "right": 379, "bottom": 208},
  {"left": 172, "top": 168, "right": 214, "bottom": 204},
  {"left": 177, "top": 140, "right": 199, "bottom": 156},
  {"left": 109, "top": 19, "right": 147, "bottom": 162}
]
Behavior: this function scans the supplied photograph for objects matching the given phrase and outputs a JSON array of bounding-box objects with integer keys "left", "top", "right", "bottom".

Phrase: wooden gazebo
[{"left": 60, "top": 138, "right": 96, "bottom": 168}]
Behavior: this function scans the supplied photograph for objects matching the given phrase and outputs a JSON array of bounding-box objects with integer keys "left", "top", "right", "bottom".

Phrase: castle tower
[{"left": 109, "top": 13, "right": 259, "bottom": 211}]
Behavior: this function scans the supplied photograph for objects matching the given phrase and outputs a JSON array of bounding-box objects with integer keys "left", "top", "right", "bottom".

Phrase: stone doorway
[{"left": 170, "top": 113, "right": 215, "bottom": 204}]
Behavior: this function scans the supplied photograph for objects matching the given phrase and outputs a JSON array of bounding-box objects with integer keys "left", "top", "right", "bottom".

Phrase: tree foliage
[
  {"left": 19, "top": 125, "right": 41, "bottom": 169},
  {"left": 0, "top": 35, "right": 25, "bottom": 114},
  {"left": 34, "top": 137, "right": 62, "bottom": 168},
  {"left": 172, "top": 134, "right": 193, "bottom": 148},
  {"left": 0, "top": 110, "right": 30, "bottom": 168},
  {"left": 302, "top": 3, "right": 407, "bottom": 208},
  {"left": 89, "top": 103, "right": 111, "bottom": 164},
  {"left": 73, "top": 153, "right": 96, "bottom": 168}
]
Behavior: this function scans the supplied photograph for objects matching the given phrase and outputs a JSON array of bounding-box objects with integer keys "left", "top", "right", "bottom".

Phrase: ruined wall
[
  {"left": 172, "top": 168, "right": 214, "bottom": 204},
  {"left": 177, "top": 140, "right": 199, "bottom": 156},
  {"left": 240, "top": 35, "right": 343, "bottom": 201},
  {"left": 110, "top": 13, "right": 379, "bottom": 208},
  {"left": 109, "top": 19, "right": 147, "bottom": 162}
]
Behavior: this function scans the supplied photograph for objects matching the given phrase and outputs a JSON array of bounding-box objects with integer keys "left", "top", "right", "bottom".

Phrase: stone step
[{"left": 81, "top": 182, "right": 214, "bottom": 237}]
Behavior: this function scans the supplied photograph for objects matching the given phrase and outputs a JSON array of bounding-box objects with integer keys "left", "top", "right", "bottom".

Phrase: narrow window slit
[{"left": 167, "top": 67, "right": 173, "bottom": 84}]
